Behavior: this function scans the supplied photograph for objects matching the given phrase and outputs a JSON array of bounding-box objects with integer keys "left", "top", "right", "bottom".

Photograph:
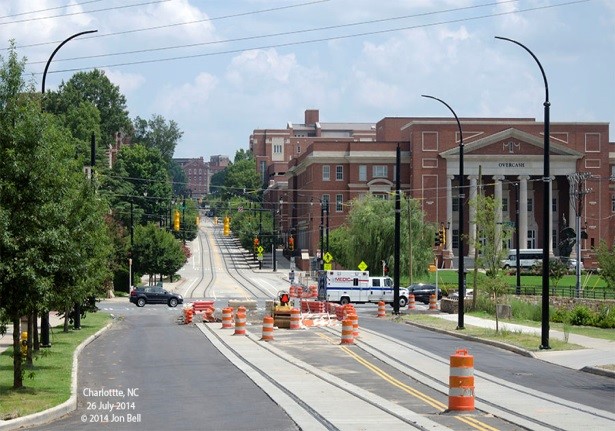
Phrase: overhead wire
[
  {"left": 27, "top": 0, "right": 589, "bottom": 75},
  {"left": 27, "top": 0, "right": 520, "bottom": 65},
  {"left": 0, "top": 0, "right": 105, "bottom": 20}
]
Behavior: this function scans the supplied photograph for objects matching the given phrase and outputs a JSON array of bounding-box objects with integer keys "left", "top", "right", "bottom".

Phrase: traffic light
[
  {"left": 438, "top": 227, "right": 445, "bottom": 246},
  {"left": 223, "top": 216, "right": 230, "bottom": 236},
  {"left": 288, "top": 236, "right": 294, "bottom": 251},
  {"left": 253, "top": 237, "right": 259, "bottom": 250},
  {"left": 434, "top": 231, "right": 441, "bottom": 247},
  {"left": 173, "top": 210, "right": 180, "bottom": 232}
]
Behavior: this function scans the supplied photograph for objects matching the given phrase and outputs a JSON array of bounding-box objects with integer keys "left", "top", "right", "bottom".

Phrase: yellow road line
[{"left": 316, "top": 331, "right": 500, "bottom": 431}]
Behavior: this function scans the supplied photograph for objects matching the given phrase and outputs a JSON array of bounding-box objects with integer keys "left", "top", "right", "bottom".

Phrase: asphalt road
[
  {"left": 359, "top": 314, "right": 615, "bottom": 412},
  {"left": 31, "top": 306, "right": 299, "bottom": 431}
]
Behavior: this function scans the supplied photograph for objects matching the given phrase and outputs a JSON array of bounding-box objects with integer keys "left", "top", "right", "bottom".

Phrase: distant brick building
[
  {"left": 174, "top": 155, "right": 229, "bottom": 198},
  {"left": 254, "top": 110, "right": 613, "bottom": 271}
]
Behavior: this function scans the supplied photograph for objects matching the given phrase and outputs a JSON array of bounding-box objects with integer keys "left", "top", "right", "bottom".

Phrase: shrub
[
  {"left": 595, "top": 306, "right": 615, "bottom": 329},
  {"left": 511, "top": 298, "right": 542, "bottom": 322},
  {"left": 568, "top": 306, "right": 594, "bottom": 326}
]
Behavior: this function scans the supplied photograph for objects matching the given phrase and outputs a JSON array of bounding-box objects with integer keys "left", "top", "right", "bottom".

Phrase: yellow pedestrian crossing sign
[
  {"left": 324, "top": 263, "right": 332, "bottom": 271},
  {"left": 323, "top": 252, "right": 333, "bottom": 263},
  {"left": 257, "top": 246, "right": 264, "bottom": 254},
  {"left": 358, "top": 261, "right": 368, "bottom": 271}
]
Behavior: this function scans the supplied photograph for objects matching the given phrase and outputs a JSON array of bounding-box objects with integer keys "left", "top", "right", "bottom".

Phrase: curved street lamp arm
[
  {"left": 495, "top": 36, "right": 549, "bottom": 103},
  {"left": 421, "top": 94, "right": 463, "bottom": 144},
  {"left": 42, "top": 30, "right": 98, "bottom": 94}
]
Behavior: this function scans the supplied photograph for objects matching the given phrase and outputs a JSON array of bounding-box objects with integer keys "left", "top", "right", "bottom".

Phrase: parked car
[
  {"left": 448, "top": 289, "right": 474, "bottom": 300},
  {"left": 129, "top": 286, "right": 183, "bottom": 307},
  {"left": 560, "top": 257, "right": 584, "bottom": 272},
  {"left": 407, "top": 283, "right": 442, "bottom": 304}
]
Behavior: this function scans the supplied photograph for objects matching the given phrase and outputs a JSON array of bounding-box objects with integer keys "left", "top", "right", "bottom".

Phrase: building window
[
  {"left": 336, "top": 194, "right": 343, "bottom": 212},
  {"left": 321, "top": 194, "right": 330, "bottom": 209},
  {"left": 260, "top": 161, "right": 266, "bottom": 181},
  {"left": 452, "top": 197, "right": 459, "bottom": 212},
  {"left": 552, "top": 229, "right": 557, "bottom": 250},
  {"left": 297, "top": 145, "right": 301, "bottom": 154},
  {"left": 359, "top": 165, "right": 367, "bottom": 181},
  {"left": 552, "top": 197, "right": 557, "bottom": 213},
  {"left": 336, "top": 165, "right": 343, "bottom": 181},
  {"left": 373, "top": 193, "right": 389, "bottom": 200},
  {"left": 452, "top": 229, "right": 459, "bottom": 249},
  {"left": 373, "top": 165, "right": 387, "bottom": 178},
  {"left": 322, "top": 165, "right": 330, "bottom": 181},
  {"left": 502, "top": 197, "right": 508, "bottom": 212},
  {"left": 611, "top": 195, "right": 615, "bottom": 213},
  {"left": 527, "top": 197, "right": 533, "bottom": 212},
  {"left": 273, "top": 144, "right": 282, "bottom": 154},
  {"left": 527, "top": 230, "right": 536, "bottom": 248}
]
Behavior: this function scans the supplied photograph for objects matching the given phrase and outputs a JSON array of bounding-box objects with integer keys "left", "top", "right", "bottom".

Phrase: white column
[
  {"left": 519, "top": 175, "right": 528, "bottom": 250},
  {"left": 494, "top": 176, "right": 503, "bottom": 255},
  {"left": 446, "top": 175, "right": 453, "bottom": 253},
  {"left": 468, "top": 176, "right": 477, "bottom": 256}
]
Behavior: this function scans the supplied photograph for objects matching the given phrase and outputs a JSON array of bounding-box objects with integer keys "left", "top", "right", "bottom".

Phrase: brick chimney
[{"left": 304, "top": 109, "right": 319, "bottom": 125}]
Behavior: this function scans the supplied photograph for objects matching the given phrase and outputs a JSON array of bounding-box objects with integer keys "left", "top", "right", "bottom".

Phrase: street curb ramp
[{"left": 0, "top": 323, "right": 113, "bottom": 431}]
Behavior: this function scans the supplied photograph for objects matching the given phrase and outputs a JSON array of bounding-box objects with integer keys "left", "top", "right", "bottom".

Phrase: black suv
[
  {"left": 129, "top": 286, "right": 183, "bottom": 307},
  {"left": 407, "top": 283, "right": 442, "bottom": 304}
]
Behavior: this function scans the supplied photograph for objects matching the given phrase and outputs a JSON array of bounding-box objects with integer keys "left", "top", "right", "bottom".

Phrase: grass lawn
[
  {"left": 0, "top": 312, "right": 111, "bottom": 420},
  {"left": 401, "top": 314, "right": 585, "bottom": 351}
]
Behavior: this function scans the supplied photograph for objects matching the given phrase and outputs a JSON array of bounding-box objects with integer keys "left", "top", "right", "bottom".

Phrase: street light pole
[
  {"left": 40, "top": 29, "right": 97, "bottom": 346},
  {"left": 421, "top": 95, "right": 465, "bottom": 329},
  {"left": 496, "top": 36, "right": 551, "bottom": 350}
]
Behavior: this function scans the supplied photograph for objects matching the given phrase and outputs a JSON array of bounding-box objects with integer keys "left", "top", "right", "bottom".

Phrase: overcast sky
[{"left": 2, "top": 0, "right": 613, "bottom": 160}]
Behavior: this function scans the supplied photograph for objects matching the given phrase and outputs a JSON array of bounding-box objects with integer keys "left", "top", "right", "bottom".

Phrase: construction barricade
[
  {"left": 347, "top": 313, "right": 359, "bottom": 338},
  {"left": 429, "top": 294, "right": 438, "bottom": 310},
  {"left": 234, "top": 311, "right": 247, "bottom": 336},
  {"left": 261, "top": 316, "right": 274, "bottom": 341},
  {"left": 408, "top": 294, "right": 416, "bottom": 310},
  {"left": 221, "top": 307, "right": 234, "bottom": 329},
  {"left": 340, "top": 319, "right": 354, "bottom": 344},
  {"left": 448, "top": 349, "right": 475, "bottom": 411},
  {"left": 183, "top": 307, "right": 194, "bottom": 325},
  {"left": 289, "top": 308, "right": 301, "bottom": 330},
  {"left": 377, "top": 301, "right": 386, "bottom": 317}
]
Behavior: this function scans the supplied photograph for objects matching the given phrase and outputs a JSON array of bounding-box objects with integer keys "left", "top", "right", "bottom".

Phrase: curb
[
  {"left": 0, "top": 322, "right": 114, "bottom": 431},
  {"left": 403, "top": 319, "right": 615, "bottom": 379}
]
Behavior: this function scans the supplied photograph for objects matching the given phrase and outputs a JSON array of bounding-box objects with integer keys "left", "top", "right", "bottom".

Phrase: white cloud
[
  {"left": 226, "top": 49, "right": 297, "bottom": 87},
  {"left": 102, "top": 68, "right": 145, "bottom": 95},
  {"left": 156, "top": 72, "right": 218, "bottom": 113}
]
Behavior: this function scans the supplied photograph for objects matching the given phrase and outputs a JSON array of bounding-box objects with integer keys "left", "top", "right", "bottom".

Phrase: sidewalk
[
  {"left": 0, "top": 313, "right": 65, "bottom": 355},
  {"left": 432, "top": 314, "right": 615, "bottom": 374}
]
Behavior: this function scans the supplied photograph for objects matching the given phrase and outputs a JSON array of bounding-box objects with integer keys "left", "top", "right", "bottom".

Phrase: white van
[{"left": 501, "top": 249, "right": 543, "bottom": 269}]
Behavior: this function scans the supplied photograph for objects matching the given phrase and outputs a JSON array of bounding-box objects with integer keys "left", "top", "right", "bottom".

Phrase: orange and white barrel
[
  {"left": 297, "top": 286, "right": 303, "bottom": 297},
  {"left": 340, "top": 319, "right": 354, "bottom": 344},
  {"left": 448, "top": 349, "right": 475, "bottom": 411},
  {"left": 236, "top": 305, "right": 247, "bottom": 318},
  {"left": 234, "top": 312, "right": 247, "bottom": 336},
  {"left": 289, "top": 285, "right": 297, "bottom": 297},
  {"left": 309, "top": 285, "right": 318, "bottom": 297},
  {"left": 289, "top": 308, "right": 301, "bottom": 330},
  {"left": 429, "top": 294, "right": 437, "bottom": 310},
  {"left": 377, "top": 301, "right": 386, "bottom": 318},
  {"left": 221, "top": 307, "right": 234, "bottom": 329},
  {"left": 347, "top": 313, "right": 359, "bottom": 338},
  {"left": 184, "top": 308, "right": 193, "bottom": 325},
  {"left": 261, "top": 316, "right": 274, "bottom": 341},
  {"left": 408, "top": 294, "right": 416, "bottom": 310}
]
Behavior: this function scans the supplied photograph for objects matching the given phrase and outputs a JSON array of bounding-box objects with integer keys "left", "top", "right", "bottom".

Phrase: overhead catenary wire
[{"left": 22, "top": 0, "right": 589, "bottom": 75}]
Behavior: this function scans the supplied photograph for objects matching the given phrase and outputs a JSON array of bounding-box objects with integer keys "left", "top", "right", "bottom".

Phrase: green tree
[
  {"left": 45, "top": 69, "right": 132, "bottom": 148},
  {"left": 329, "top": 194, "right": 433, "bottom": 280},
  {"left": 132, "top": 224, "right": 187, "bottom": 281},
  {"left": 0, "top": 43, "right": 113, "bottom": 387},
  {"left": 222, "top": 152, "right": 261, "bottom": 199},
  {"left": 596, "top": 240, "right": 615, "bottom": 289},
  {"left": 469, "top": 194, "right": 513, "bottom": 278},
  {"left": 482, "top": 277, "right": 509, "bottom": 333},
  {"left": 133, "top": 114, "right": 183, "bottom": 162}
]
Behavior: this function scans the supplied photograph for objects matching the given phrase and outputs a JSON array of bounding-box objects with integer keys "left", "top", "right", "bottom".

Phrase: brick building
[
  {"left": 256, "top": 110, "right": 613, "bottom": 270},
  {"left": 174, "top": 155, "right": 229, "bottom": 198}
]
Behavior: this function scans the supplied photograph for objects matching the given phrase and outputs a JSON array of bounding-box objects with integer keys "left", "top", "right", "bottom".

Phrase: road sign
[
  {"left": 358, "top": 261, "right": 368, "bottom": 271},
  {"left": 257, "top": 246, "right": 264, "bottom": 254},
  {"left": 257, "top": 254, "right": 263, "bottom": 261},
  {"left": 323, "top": 252, "right": 333, "bottom": 263},
  {"left": 324, "top": 263, "right": 332, "bottom": 271}
]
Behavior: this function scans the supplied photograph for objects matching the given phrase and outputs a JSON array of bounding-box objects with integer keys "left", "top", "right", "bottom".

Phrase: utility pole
[{"left": 567, "top": 172, "right": 591, "bottom": 297}]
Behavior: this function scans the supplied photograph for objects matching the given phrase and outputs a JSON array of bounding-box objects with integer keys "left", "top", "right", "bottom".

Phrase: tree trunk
[
  {"left": 63, "top": 306, "right": 70, "bottom": 333},
  {"left": 12, "top": 318, "right": 22, "bottom": 389},
  {"left": 26, "top": 314, "right": 33, "bottom": 367},
  {"left": 33, "top": 311, "right": 40, "bottom": 351}
]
